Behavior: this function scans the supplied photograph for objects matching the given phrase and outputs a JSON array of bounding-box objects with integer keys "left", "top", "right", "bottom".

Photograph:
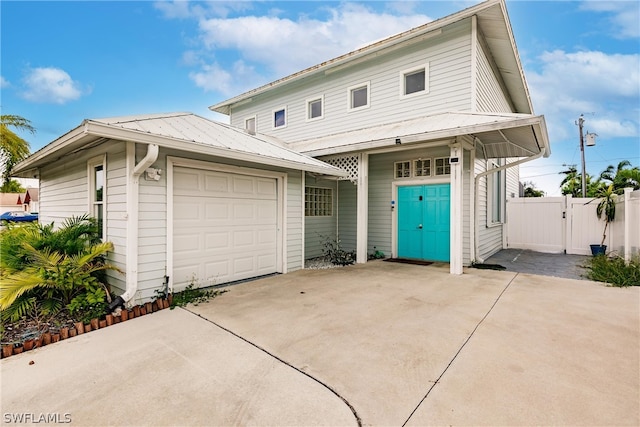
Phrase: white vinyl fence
[{"left": 506, "top": 188, "right": 640, "bottom": 259}]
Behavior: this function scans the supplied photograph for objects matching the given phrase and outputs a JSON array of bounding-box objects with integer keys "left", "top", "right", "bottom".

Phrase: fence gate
[
  {"left": 508, "top": 191, "right": 640, "bottom": 256},
  {"left": 506, "top": 197, "right": 566, "bottom": 253}
]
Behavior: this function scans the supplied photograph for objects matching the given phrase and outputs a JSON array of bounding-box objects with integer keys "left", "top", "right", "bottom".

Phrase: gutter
[
  {"left": 472, "top": 147, "right": 545, "bottom": 263},
  {"left": 108, "top": 143, "right": 159, "bottom": 311}
]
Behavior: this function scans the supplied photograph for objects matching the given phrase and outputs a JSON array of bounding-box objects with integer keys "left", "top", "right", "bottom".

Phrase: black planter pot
[{"left": 590, "top": 244, "right": 607, "bottom": 256}]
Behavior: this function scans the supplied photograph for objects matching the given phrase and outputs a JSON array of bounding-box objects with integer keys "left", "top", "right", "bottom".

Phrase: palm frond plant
[
  {"left": 595, "top": 184, "right": 616, "bottom": 248},
  {"left": 0, "top": 216, "right": 121, "bottom": 323}
]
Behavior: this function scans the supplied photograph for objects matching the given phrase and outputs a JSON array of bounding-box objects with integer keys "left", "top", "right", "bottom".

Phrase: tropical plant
[
  {"left": 0, "top": 215, "right": 119, "bottom": 322},
  {"left": 522, "top": 181, "right": 544, "bottom": 197},
  {"left": 599, "top": 160, "right": 639, "bottom": 192},
  {"left": 585, "top": 255, "right": 640, "bottom": 287},
  {"left": 320, "top": 234, "right": 356, "bottom": 266},
  {"left": 595, "top": 184, "right": 617, "bottom": 247},
  {"left": 0, "top": 115, "right": 33, "bottom": 186},
  {"left": 0, "top": 179, "right": 26, "bottom": 193}
]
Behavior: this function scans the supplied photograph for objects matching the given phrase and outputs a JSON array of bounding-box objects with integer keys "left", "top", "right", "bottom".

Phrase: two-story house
[{"left": 13, "top": 0, "right": 549, "bottom": 306}]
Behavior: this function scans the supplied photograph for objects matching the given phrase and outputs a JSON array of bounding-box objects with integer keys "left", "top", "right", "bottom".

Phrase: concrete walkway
[
  {"left": 2, "top": 261, "right": 638, "bottom": 426},
  {"left": 484, "top": 248, "right": 591, "bottom": 280}
]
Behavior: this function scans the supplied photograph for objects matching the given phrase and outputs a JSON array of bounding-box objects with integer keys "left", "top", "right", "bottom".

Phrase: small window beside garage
[
  {"left": 414, "top": 159, "right": 431, "bottom": 177},
  {"left": 305, "top": 187, "right": 333, "bottom": 216},
  {"left": 434, "top": 157, "right": 451, "bottom": 176},
  {"left": 87, "top": 155, "right": 106, "bottom": 240},
  {"left": 395, "top": 161, "right": 411, "bottom": 178}
]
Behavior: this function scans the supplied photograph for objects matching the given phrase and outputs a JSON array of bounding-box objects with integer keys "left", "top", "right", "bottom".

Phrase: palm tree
[
  {"left": 617, "top": 166, "right": 640, "bottom": 190},
  {"left": 0, "top": 115, "right": 34, "bottom": 186},
  {"left": 599, "top": 160, "right": 637, "bottom": 192}
]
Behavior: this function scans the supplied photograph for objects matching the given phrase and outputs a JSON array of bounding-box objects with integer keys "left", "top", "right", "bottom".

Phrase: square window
[
  {"left": 245, "top": 116, "right": 256, "bottom": 134},
  {"left": 348, "top": 82, "right": 370, "bottom": 111},
  {"left": 405, "top": 69, "right": 425, "bottom": 94},
  {"left": 395, "top": 161, "right": 411, "bottom": 178},
  {"left": 435, "top": 157, "right": 451, "bottom": 176},
  {"left": 400, "top": 64, "right": 429, "bottom": 98},
  {"left": 306, "top": 96, "right": 323, "bottom": 121},
  {"left": 273, "top": 107, "right": 286, "bottom": 128},
  {"left": 414, "top": 159, "right": 431, "bottom": 177},
  {"left": 305, "top": 187, "right": 333, "bottom": 216}
]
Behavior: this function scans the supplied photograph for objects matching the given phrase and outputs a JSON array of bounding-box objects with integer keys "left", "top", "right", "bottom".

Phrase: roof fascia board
[
  {"left": 12, "top": 123, "right": 90, "bottom": 175},
  {"left": 86, "top": 121, "right": 347, "bottom": 177},
  {"left": 298, "top": 114, "right": 547, "bottom": 157},
  {"left": 209, "top": 0, "right": 502, "bottom": 115}
]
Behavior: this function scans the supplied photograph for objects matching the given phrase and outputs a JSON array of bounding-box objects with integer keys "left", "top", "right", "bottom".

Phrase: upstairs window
[
  {"left": 245, "top": 116, "right": 256, "bottom": 134},
  {"left": 273, "top": 107, "right": 287, "bottom": 129},
  {"left": 348, "top": 81, "right": 370, "bottom": 111},
  {"left": 434, "top": 157, "right": 451, "bottom": 176},
  {"left": 306, "top": 96, "right": 324, "bottom": 121},
  {"left": 400, "top": 64, "right": 429, "bottom": 97}
]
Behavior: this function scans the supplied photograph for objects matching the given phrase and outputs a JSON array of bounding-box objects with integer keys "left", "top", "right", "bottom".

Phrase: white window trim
[
  {"left": 305, "top": 95, "right": 324, "bottom": 122},
  {"left": 399, "top": 63, "right": 429, "bottom": 99},
  {"left": 87, "top": 154, "right": 106, "bottom": 241},
  {"left": 347, "top": 81, "right": 371, "bottom": 112},
  {"left": 244, "top": 115, "right": 257, "bottom": 134},
  {"left": 394, "top": 160, "right": 412, "bottom": 179},
  {"left": 272, "top": 106, "right": 287, "bottom": 129},
  {"left": 413, "top": 158, "right": 432, "bottom": 177},
  {"left": 487, "top": 159, "right": 505, "bottom": 226},
  {"left": 434, "top": 157, "right": 451, "bottom": 176}
]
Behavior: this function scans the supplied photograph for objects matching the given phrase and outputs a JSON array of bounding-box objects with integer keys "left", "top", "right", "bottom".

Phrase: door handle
[{"left": 418, "top": 224, "right": 423, "bottom": 229}]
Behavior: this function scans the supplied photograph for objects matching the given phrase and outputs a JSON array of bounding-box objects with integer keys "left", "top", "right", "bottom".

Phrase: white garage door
[{"left": 173, "top": 167, "right": 279, "bottom": 288}]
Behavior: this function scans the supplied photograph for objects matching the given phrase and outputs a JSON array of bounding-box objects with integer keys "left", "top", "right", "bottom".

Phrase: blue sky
[{"left": 1, "top": 0, "right": 638, "bottom": 195}]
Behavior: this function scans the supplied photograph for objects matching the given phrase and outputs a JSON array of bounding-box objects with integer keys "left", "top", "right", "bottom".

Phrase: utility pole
[{"left": 577, "top": 114, "right": 586, "bottom": 198}]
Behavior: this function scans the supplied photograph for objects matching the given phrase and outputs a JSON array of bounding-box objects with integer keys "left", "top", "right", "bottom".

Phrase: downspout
[
  {"left": 108, "top": 143, "right": 159, "bottom": 311},
  {"left": 472, "top": 147, "right": 546, "bottom": 264}
]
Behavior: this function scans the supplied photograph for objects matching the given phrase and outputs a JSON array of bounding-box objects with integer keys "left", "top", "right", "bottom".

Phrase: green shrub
[
  {"left": 170, "top": 281, "right": 226, "bottom": 309},
  {"left": 0, "top": 215, "right": 119, "bottom": 322},
  {"left": 320, "top": 235, "right": 356, "bottom": 266},
  {"left": 585, "top": 255, "right": 640, "bottom": 287}
]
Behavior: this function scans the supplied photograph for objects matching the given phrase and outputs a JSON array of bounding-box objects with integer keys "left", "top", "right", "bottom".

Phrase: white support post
[
  {"left": 356, "top": 153, "right": 369, "bottom": 263},
  {"left": 624, "top": 187, "right": 631, "bottom": 263},
  {"left": 450, "top": 143, "right": 463, "bottom": 274}
]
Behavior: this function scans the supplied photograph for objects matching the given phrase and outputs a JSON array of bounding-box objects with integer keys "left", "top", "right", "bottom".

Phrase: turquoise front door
[{"left": 397, "top": 184, "right": 450, "bottom": 262}]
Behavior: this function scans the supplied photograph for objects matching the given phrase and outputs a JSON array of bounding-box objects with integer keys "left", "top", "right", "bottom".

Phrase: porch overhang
[{"left": 291, "top": 112, "right": 550, "bottom": 159}]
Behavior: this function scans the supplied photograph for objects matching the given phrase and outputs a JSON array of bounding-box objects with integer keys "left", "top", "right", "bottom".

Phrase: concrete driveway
[{"left": 2, "top": 261, "right": 638, "bottom": 426}]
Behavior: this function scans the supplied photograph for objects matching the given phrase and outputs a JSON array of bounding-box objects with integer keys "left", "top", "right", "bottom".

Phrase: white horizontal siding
[
  {"left": 230, "top": 19, "right": 473, "bottom": 142},
  {"left": 286, "top": 170, "right": 304, "bottom": 272},
  {"left": 304, "top": 176, "right": 337, "bottom": 259},
  {"left": 366, "top": 145, "right": 454, "bottom": 258},
  {"left": 105, "top": 144, "right": 127, "bottom": 294},
  {"left": 475, "top": 34, "right": 512, "bottom": 113},
  {"left": 337, "top": 180, "right": 357, "bottom": 253},
  {"left": 475, "top": 158, "right": 502, "bottom": 259}
]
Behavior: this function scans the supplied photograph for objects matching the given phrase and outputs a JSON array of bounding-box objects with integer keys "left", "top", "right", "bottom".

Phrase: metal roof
[
  {"left": 12, "top": 113, "right": 347, "bottom": 178},
  {"left": 210, "top": 0, "right": 532, "bottom": 115},
  {"left": 289, "top": 111, "right": 550, "bottom": 158}
]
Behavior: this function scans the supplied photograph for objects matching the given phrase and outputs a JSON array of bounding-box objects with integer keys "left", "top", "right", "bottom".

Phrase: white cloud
[
  {"left": 580, "top": 1, "right": 640, "bottom": 39},
  {"left": 154, "top": 1, "right": 253, "bottom": 20},
  {"left": 0, "top": 76, "right": 9, "bottom": 88},
  {"left": 195, "top": 3, "right": 432, "bottom": 79},
  {"left": 21, "top": 67, "right": 85, "bottom": 104},
  {"left": 527, "top": 49, "right": 639, "bottom": 141},
  {"left": 189, "top": 60, "right": 262, "bottom": 96}
]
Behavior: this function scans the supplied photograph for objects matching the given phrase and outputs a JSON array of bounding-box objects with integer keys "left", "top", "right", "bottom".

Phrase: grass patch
[
  {"left": 170, "top": 282, "right": 227, "bottom": 308},
  {"left": 585, "top": 255, "right": 640, "bottom": 287}
]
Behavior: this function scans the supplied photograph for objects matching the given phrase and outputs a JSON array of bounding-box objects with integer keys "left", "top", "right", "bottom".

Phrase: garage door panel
[{"left": 173, "top": 167, "right": 279, "bottom": 287}]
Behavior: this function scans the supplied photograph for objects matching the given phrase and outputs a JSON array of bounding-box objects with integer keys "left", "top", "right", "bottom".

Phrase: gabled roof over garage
[
  {"left": 12, "top": 113, "right": 347, "bottom": 178},
  {"left": 290, "top": 111, "right": 550, "bottom": 158}
]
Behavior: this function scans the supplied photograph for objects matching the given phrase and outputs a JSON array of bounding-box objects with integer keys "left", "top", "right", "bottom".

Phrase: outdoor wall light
[{"left": 395, "top": 138, "right": 401, "bottom": 144}]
